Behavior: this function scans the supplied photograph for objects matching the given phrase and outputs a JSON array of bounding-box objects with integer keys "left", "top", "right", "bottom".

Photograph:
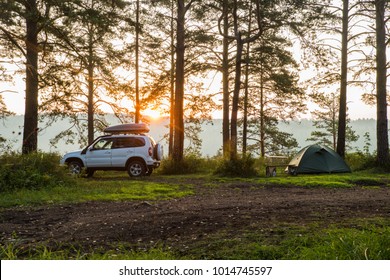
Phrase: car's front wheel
[
  {"left": 68, "top": 160, "right": 83, "bottom": 175},
  {"left": 127, "top": 160, "right": 146, "bottom": 177}
]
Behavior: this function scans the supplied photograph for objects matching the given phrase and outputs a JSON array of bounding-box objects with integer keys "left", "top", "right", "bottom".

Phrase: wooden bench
[{"left": 265, "top": 156, "right": 289, "bottom": 177}]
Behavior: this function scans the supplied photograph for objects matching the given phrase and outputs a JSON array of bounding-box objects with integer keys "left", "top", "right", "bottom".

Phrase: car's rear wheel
[
  {"left": 127, "top": 160, "right": 146, "bottom": 177},
  {"left": 68, "top": 160, "right": 83, "bottom": 175}
]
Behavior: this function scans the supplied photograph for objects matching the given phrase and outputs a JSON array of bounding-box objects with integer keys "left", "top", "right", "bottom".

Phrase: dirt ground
[{"left": 1, "top": 182, "right": 390, "bottom": 251}]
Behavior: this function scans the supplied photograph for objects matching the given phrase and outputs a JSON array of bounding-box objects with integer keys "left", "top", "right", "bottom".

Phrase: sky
[{"left": 1, "top": 71, "right": 378, "bottom": 120}]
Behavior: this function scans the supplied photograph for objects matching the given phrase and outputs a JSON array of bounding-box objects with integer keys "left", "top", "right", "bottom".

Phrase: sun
[{"left": 143, "top": 108, "right": 161, "bottom": 120}]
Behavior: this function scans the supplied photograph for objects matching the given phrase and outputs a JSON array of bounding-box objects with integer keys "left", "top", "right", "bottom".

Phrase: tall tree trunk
[
  {"left": 229, "top": 0, "right": 262, "bottom": 160},
  {"left": 135, "top": 0, "right": 140, "bottom": 123},
  {"left": 375, "top": 0, "right": 389, "bottom": 166},
  {"left": 230, "top": 0, "right": 240, "bottom": 160},
  {"left": 336, "top": 0, "right": 348, "bottom": 158},
  {"left": 332, "top": 97, "right": 337, "bottom": 151},
  {"left": 230, "top": 32, "right": 243, "bottom": 160},
  {"left": 173, "top": 0, "right": 186, "bottom": 163},
  {"left": 259, "top": 60, "right": 265, "bottom": 158},
  {"left": 242, "top": 2, "right": 252, "bottom": 155},
  {"left": 242, "top": 47, "right": 249, "bottom": 155},
  {"left": 22, "top": 0, "right": 39, "bottom": 154},
  {"left": 222, "top": 0, "right": 230, "bottom": 158},
  {"left": 87, "top": 52, "right": 94, "bottom": 145},
  {"left": 169, "top": 0, "right": 175, "bottom": 157}
]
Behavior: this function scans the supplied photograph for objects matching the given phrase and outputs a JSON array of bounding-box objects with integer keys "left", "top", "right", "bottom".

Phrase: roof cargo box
[{"left": 104, "top": 123, "right": 150, "bottom": 134}]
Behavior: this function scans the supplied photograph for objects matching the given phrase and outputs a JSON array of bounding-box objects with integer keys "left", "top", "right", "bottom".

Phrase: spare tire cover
[{"left": 154, "top": 144, "right": 163, "bottom": 160}]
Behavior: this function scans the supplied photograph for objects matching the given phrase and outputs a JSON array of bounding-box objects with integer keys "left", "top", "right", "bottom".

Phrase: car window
[
  {"left": 112, "top": 137, "right": 145, "bottom": 149},
  {"left": 93, "top": 139, "right": 113, "bottom": 150}
]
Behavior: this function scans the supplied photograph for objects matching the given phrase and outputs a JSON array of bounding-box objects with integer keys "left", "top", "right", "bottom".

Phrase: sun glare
[{"left": 143, "top": 108, "right": 161, "bottom": 120}]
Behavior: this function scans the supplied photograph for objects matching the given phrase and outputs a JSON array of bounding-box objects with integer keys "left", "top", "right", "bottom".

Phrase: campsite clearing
[{"left": 1, "top": 174, "right": 390, "bottom": 259}]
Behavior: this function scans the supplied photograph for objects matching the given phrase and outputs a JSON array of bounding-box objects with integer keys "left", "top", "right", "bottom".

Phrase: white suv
[{"left": 60, "top": 124, "right": 162, "bottom": 177}]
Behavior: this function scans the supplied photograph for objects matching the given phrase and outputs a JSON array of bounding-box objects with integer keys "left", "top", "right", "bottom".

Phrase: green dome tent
[{"left": 287, "top": 144, "right": 351, "bottom": 174}]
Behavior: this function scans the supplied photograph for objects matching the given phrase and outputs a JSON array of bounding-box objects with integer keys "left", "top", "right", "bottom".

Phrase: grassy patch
[
  {"left": 278, "top": 220, "right": 390, "bottom": 260},
  {"left": 0, "top": 178, "right": 193, "bottom": 208},
  {"left": 263, "top": 174, "right": 353, "bottom": 188},
  {"left": 1, "top": 171, "right": 390, "bottom": 208},
  {"left": 254, "top": 172, "right": 390, "bottom": 189},
  {"left": 0, "top": 242, "right": 177, "bottom": 260},
  {"left": 180, "top": 219, "right": 390, "bottom": 260}
]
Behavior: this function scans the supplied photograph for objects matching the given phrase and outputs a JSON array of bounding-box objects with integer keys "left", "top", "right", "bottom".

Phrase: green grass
[
  {"left": 0, "top": 177, "right": 193, "bottom": 208},
  {"left": 283, "top": 226, "right": 390, "bottom": 260},
  {"left": 0, "top": 242, "right": 177, "bottom": 260},
  {"left": 180, "top": 219, "right": 390, "bottom": 260},
  {"left": 262, "top": 174, "right": 354, "bottom": 188},
  {"left": 254, "top": 172, "right": 390, "bottom": 188}
]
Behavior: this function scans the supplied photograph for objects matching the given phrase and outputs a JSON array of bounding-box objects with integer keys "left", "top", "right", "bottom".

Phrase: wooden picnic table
[{"left": 264, "top": 156, "right": 293, "bottom": 177}]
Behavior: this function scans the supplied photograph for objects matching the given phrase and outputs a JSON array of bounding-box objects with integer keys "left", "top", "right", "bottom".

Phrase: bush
[
  {"left": 214, "top": 154, "right": 258, "bottom": 177},
  {"left": 0, "top": 152, "right": 73, "bottom": 192},
  {"left": 158, "top": 154, "right": 211, "bottom": 175},
  {"left": 345, "top": 152, "right": 377, "bottom": 171},
  {"left": 158, "top": 154, "right": 203, "bottom": 175}
]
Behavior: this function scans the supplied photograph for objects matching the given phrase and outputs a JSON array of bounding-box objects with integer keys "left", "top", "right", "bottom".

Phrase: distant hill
[{"left": 0, "top": 115, "right": 377, "bottom": 156}]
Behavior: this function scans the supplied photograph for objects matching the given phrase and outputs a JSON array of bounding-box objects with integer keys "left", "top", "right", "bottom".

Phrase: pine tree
[
  {"left": 40, "top": 0, "right": 129, "bottom": 146},
  {"left": 0, "top": 0, "right": 75, "bottom": 153},
  {"left": 308, "top": 91, "right": 359, "bottom": 151}
]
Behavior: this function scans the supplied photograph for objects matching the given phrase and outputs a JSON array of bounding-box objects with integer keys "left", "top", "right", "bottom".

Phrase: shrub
[
  {"left": 214, "top": 154, "right": 258, "bottom": 177},
  {"left": 0, "top": 152, "right": 73, "bottom": 192},
  {"left": 158, "top": 154, "right": 210, "bottom": 175},
  {"left": 345, "top": 152, "right": 377, "bottom": 171}
]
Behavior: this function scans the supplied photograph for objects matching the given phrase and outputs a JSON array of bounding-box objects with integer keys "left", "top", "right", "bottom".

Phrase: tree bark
[
  {"left": 336, "top": 0, "right": 348, "bottom": 158},
  {"left": 375, "top": 0, "right": 389, "bottom": 166},
  {"left": 242, "top": 51, "right": 249, "bottom": 155},
  {"left": 173, "top": 0, "right": 186, "bottom": 163},
  {"left": 242, "top": 2, "right": 252, "bottom": 155},
  {"left": 135, "top": 0, "right": 140, "bottom": 123},
  {"left": 222, "top": 0, "right": 230, "bottom": 158},
  {"left": 169, "top": 0, "right": 175, "bottom": 157},
  {"left": 22, "top": 0, "right": 39, "bottom": 154},
  {"left": 230, "top": 32, "right": 243, "bottom": 160},
  {"left": 87, "top": 43, "right": 95, "bottom": 145},
  {"left": 259, "top": 60, "right": 265, "bottom": 158}
]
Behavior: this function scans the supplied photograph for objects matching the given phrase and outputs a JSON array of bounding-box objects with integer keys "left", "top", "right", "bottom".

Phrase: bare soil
[{"left": 1, "top": 181, "right": 390, "bottom": 252}]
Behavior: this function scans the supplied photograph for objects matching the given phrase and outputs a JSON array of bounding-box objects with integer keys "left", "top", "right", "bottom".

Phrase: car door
[
  {"left": 111, "top": 137, "right": 135, "bottom": 167},
  {"left": 85, "top": 138, "right": 113, "bottom": 168},
  {"left": 111, "top": 137, "right": 146, "bottom": 167}
]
